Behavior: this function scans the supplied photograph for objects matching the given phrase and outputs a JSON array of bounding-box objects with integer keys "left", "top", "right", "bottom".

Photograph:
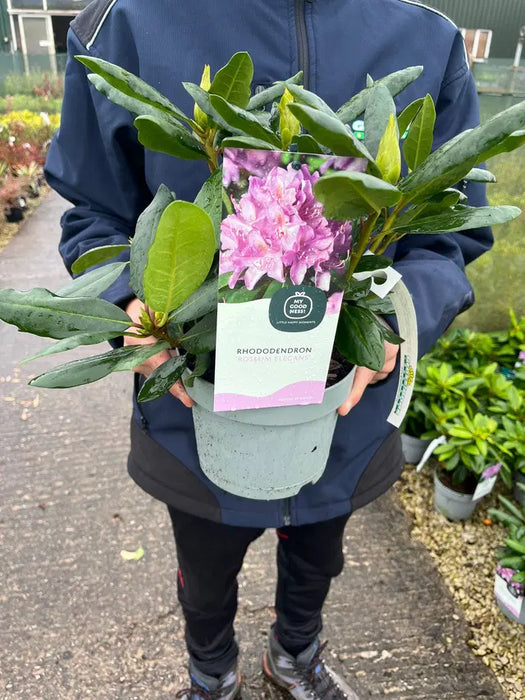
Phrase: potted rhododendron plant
[{"left": 0, "top": 52, "right": 524, "bottom": 498}]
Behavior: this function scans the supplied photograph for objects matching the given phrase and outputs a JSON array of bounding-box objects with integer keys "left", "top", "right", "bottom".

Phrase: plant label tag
[
  {"left": 214, "top": 149, "right": 360, "bottom": 412},
  {"left": 387, "top": 280, "right": 418, "bottom": 428},
  {"left": 352, "top": 252, "right": 402, "bottom": 298},
  {"left": 415, "top": 435, "right": 447, "bottom": 473},
  {"left": 472, "top": 474, "right": 498, "bottom": 501},
  {"left": 494, "top": 573, "right": 524, "bottom": 619}
]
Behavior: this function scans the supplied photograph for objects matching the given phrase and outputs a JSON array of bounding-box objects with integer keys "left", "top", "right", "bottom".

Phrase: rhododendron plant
[{"left": 0, "top": 51, "right": 524, "bottom": 401}]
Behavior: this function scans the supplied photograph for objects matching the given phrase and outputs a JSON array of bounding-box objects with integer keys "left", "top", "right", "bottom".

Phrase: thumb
[{"left": 338, "top": 366, "right": 375, "bottom": 416}]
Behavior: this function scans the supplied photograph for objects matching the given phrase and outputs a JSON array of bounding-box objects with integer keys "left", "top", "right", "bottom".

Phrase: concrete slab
[{"left": 0, "top": 192, "right": 506, "bottom": 699}]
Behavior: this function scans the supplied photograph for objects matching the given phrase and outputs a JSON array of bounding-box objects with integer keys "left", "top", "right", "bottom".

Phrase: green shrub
[
  {"left": 1, "top": 72, "right": 64, "bottom": 98},
  {"left": 0, "top": 95, "right": 62, "bottom": 114}
]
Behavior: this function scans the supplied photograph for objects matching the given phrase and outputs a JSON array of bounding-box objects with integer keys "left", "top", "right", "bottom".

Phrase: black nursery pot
[{"left": 5, "top": 206, "right": 25, "bottom": 223}]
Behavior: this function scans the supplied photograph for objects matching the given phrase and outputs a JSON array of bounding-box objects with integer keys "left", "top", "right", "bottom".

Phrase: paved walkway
[{"left": 0, "top": 192, "right": 506, "bottom": 699}]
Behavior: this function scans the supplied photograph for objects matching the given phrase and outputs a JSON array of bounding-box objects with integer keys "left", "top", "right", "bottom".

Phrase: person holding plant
[{"left": 43, "top": 1, "right": 496, "bottom": 698}]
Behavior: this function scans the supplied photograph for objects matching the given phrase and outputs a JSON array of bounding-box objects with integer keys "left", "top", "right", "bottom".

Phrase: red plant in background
[
  {"left": 33, "top": 74, "right": 64, "bottom": 100},
  {"left": 0, "top": 173, "right": 27, "bottom": 209}
]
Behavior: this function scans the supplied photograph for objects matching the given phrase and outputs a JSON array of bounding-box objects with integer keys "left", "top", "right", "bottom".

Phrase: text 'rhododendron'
[{"left": 220, "top": 161, "right": 352, "bottom": 291}]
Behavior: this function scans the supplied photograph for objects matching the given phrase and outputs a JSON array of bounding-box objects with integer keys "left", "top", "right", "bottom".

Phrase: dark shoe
[
  {"left": 263, "top": 630, "right": 360, "bottom": 699},
  {"left": 175, "top": 661, "right": 241, "bottom": 699}
]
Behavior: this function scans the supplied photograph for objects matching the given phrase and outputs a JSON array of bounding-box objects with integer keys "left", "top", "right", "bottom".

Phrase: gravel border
[{"left": 396, "top": 462, "right": 525, "bottom": 700}]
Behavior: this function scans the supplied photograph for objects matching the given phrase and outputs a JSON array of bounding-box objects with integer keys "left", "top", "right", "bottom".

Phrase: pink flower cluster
[
  {"left": 222, "top": 148, "right": 282, "bottom": 187},
  {"left": 220, "top": 163, "right": 352, "bottom": 291}
]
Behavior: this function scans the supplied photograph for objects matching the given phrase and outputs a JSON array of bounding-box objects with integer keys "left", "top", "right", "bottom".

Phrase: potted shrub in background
[
  {"left": 0, "top": 172, "right": 27, "bottom": 222},
  {"left": 0, "top": 52, "right": 524, "bottom": 499},
  {"left": 488, "top": 488, "right": 525, "bottom": 624}
]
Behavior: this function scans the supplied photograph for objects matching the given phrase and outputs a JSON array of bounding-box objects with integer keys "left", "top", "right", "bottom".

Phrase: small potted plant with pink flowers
[{"left": 0, "top": 52, "right": 524, "bottom": 498}]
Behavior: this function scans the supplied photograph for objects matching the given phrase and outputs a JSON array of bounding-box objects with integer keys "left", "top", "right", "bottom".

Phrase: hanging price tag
[{"left": 415, "top": 435, "right": 447, "bottom": 473}]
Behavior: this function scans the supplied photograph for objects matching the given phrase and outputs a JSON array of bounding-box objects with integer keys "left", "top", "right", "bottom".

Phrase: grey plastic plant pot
[
  {"left": 184, "top": 367, "right": 356, "bottom": 500},
  {"left": 433, "top": 470, "right": 479, "bottom": 521},
  {"left": 513, "top": 471, "right": 525, "bottom": 506},
  {"left": 401, "top": 433, "right": 432, "bottom": 464}
]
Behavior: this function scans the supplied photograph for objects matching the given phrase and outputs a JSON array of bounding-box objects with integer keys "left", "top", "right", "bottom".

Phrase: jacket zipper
[{"left": 294, "top": 0, "right": 311, "bottom": 89}]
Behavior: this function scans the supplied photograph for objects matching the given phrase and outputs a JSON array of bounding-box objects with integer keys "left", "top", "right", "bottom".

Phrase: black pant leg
[
  {"left": 274, "top": 512, "right": 351, "bottom": 656},
  {"left": 167, "top": 505, "right": 265, "bottom": 678}
]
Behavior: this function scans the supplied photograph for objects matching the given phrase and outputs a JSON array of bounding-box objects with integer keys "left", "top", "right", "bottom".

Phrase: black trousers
[{"left": 167, "top": 505, "right": 351, "bottom": 678}]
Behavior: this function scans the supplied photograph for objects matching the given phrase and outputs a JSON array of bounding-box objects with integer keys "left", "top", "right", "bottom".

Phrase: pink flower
[
  {"left": 319, "top": 156, "right": 368, "bottom": 175},
  {"left": 482, "top": 463, "right": 501, "bottom": 480},
  {"left": 326, "top": 292, "right": 343, "bottom": 315},
  {"left": 220, "top": 162, "right": 352, "bottom": 291},
  {"left": 222, "top": 148, "right": 283, "bottom": 187}
]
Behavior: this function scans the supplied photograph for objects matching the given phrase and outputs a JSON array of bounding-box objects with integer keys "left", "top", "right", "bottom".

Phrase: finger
[
  {"left": 338, "top": 366, "right": 375, "bottom": 416},
  {"left": 169, "top": 380, "right": 195, "bottom": 408}
]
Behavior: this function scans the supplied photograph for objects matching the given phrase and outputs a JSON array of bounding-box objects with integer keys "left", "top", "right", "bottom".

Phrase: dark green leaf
[
  {"left": 131, "top": 184, "right": 176, "bottom": 302},
  {"left": 134, "top": 114, "right": 207, "bottom": 160},
  {"left": 285, "top": 84, "right": 336, "bottom": 116},
  {"left": 397, "top": 98, "right": 424, "bottom": 138},
  {"left": 343, "top": 279, "right": 372, "bottom": 300},
  {"left": 220, "top": 135, "right": 275, "bottom": 150},
  {"left": 169, "top": 278, "right": 217, "bottom": 324},
  {"left": 143, "top": 201, "right": 215, "bottom": 316},
  {"left": 505, "top": 538, "right": 525, "bottom": 555},
  {"left": 77, "top": 56, "right": 189, "bottom": 122},
  {"left": 464, "top": 167, "right": 497, "bottom": 183},
  {"left": 402, "top": 94, "right": 436, "bottom": 171},
  {"left": 374, "top": 316, "right": 404, "bottom": 345},
  {"left": 29, "top": 342, "right": 169, "bottom": 389},
  {"left": 288, "top": 103, "right": 374, "bottom": 162},
  {"left": 364, "top": 83, "right": 396, "bottom": 158},
  {"left": 292, "top": 134, "right": 324, "bottom": 154},
  {"left": 512, "top": 571, "right": 525, "bottom": 584},
  {"left": 71, "top": 244, "right": 130, "bottom": 275},
  {"left": 336, "top": 66, "right": 424, "bottom": 124},
  {"left": 180, "top": 312, "right": 217, "bottom": 354},
  {"left": 183, "top": 352, "right": 211, "bottom": 388},
  {"left": 400, "top": 102, "right": 525, "bottom": 200},
  {"left": 194, "top": 168, "right": 224, "bottom": 249},
  {"left": 393, "top": 189, "right": 462, "bottom": 227},
  {"left": 21, "top": 331, "right": 123, "bottom": 364},
  {"left": 209, "top": 52, "right": 253, "bottom": 108},
  {"left": 220, "top": 287, "right": 261, "bottom": 304},
  {"left": 314, "top": 170, "right": 402, "bottom": 220},
  {"left": 137, "top": 354, "right": 187, "bottom": 402},
  {"left": 57, "top": 262, "right": 129, "bottom": 298},
  {"left": 356, "top": 295, "right": 395, "bottom": 314},
  {"left": 335, "top": 305, "right": 385, "bottom": 371},
  {"left": 182, "top": 82, "right": 230, "bottom": 130},
  {"left": 355, "top": 254, "right": 393, "bottom": 273},
  {"left": 209, "top": 94, "right": 281, "bottom": 147},
  {"left": 0, "top": 288, "right": 131, "bottom": 339},
  {"left": 247, "top": 72, "right": 303, "bottom": 110},
  {"left": 393, "top": 205, "right": 521, "bottom": 235},
  {"left": 483, "top": 129, "right": 525, "bottom": 161}
]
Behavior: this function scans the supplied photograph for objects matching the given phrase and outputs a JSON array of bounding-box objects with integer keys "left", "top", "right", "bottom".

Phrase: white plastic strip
[{"left": 387, "top": 279, "right": 418, "bottom": 427}]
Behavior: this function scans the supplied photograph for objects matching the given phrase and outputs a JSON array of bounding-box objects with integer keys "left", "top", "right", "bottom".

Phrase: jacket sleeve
[
  {"left": 44, "top": 28, "right": 151, "bottom": 310},
  {"left": 392, "top": 34, "right": 493, "bottom": 357}
]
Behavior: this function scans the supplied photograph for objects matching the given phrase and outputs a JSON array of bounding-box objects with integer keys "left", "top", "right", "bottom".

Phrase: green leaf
[
  {"left": 137, "top": 354, "right": 187, "bottom": 402},
  {"left": 376, "top": 113, "right": 401, "bottom": 184},
  {"left": 335, "top": 305, "right": 385, "bottom": 371},
  {"left": 0, "top": 288, "right": 131, "bottom": 339},
  {"left": 287, "top": 103, "right": 375, "bottom": 162},
  {"left": 180, "top": 312, "right": 217, "bottom": 355},
  {"left": 397, "top": 98, "right": 424, "bottom": 138},
  {"left": 356, "top": 295, "right": 395, "bottom": 315},
  {"left": 120, "top": 546, "right": 144, "bottom": 561},
  {"left": 131, "top": 184, "right": 176, "bottom": 302},
  {"left": 21, "top": 331, "right": 123, "bottom": 364},
  {"left": 285, "top": 83, "right": 336, "bottom": 116},
  {"left": 336, "top": 66, "right": 424, "bottom": 124},
  {"left": 482, "top": 129, "right": 525, "bottom": 161},
  {"left": 314, "top": 170, "right": 402, "bottom": 220},
  {"left": 220, "top": 135, "right": 275, "bottom": 150},
  {"left": 511, "top": 571, "right": 525, "bottom": 584},
  {"left": 393, "top": 189, "right": 463, "bottom": 226},
  {"left": 464, "top": 167, "right": 497, "bottom": 183},
  {"left": 76, "top": 55, "right": 189, "bottom": 122},
  {"left": 143, "top": 201, "right": 215, "bottom": 316},
  {"left": 364, "top": 83, "right": 397, "bottom": 159},
  {"left": 292, "top": 134, "right": 323, "bottom": 154},
  {"left": 29, "top": 342, "right": 169, "bottom": 389},
  {"left": 400, "top": 102, "right": 525, "bottom": 200},
  {"left": 354, "top": 254, "right": 393, "bottom": 273},
  {"left": 134, "top": 114, "right": 207, "bottom": 160},
  {"left": 392, "top": 205, "right": 521, "bottom": 235},
  {"left": 402, "top": 94, "right": 436, "bottom": 171},
  {"left": 209, "top": 52, "right": 253, "bottom": 108},
  {"left": 57, "top": 262, "right": 129, "bottom": 298},
  {"left": 169, "top": 278, "right": 217, "bottom": 324},
  {"left": 279, "top": 88, "right": 301, "bottom": 150},
  {"left": 209, "top": 94, "right": 281, "bottom": 147},
  {"left": 497, "top": 495, "right": 525, "bottom": 523},
  {"left": 343, "top": 279, "right": 372, "bottom": 301},
  {"left": 247, "top": 72, "right": 303, "bottom": 110},
  {"left": 182, "top": 82, "right": 230, "bottom": 130},
  {"left": 505, "top": 538, "right": 525, "bottom": 555},
  {"left": 194, "top": 169, "right": 223, "bottom": 249},
  {"left": 71, "top": 244, "right": 130, "bottom": 275},
  {"left": 183, "top": 352, "right": 211, "bottom": 388}
]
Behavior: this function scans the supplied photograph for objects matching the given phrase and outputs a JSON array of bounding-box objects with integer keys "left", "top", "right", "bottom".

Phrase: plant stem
[
  {"left": 369, "top": 198, "right": 407, "bottom": 254},
  {"left": 345, "top": 211, "right": 379, "bottom": 284}
]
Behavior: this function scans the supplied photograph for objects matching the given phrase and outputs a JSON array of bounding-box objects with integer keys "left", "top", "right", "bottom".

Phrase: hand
[
  {"left": 337, "top": 339, "right": 400, "bottom": 416},
  {"left": 124, "top": 298, "right": 194, "bottom": 408}
]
